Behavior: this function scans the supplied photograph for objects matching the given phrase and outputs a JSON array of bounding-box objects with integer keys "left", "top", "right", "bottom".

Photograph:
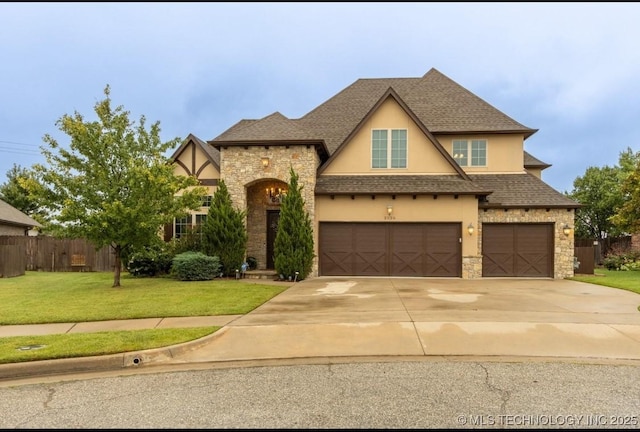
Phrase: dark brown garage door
[
  {"left": 482, "top": 223, "right": 553, "bottom": 277},
  {"left": 319, "top": 222, "right": 461, "bottom": 277}
]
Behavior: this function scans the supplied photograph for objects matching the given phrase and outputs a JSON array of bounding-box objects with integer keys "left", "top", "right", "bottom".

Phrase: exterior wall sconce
[
  {"left": 563, "top": 224, "right": 572, "bottom": 236},
  {"left": 385, "top": 204, "right": 395, "bottom": 220},
  {"left": 261, "top": 157, "right": 270, "bottom": 168},
  {"left": 467, "top": 223, "right": 474, "bottom": 236}
]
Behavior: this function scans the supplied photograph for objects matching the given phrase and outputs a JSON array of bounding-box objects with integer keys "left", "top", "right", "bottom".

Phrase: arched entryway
[{"left": 245, "top": 179, "right": 288, "bottom": 270}]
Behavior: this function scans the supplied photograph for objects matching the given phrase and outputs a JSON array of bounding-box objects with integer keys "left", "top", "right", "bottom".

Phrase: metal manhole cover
[{"left": 17, "top": 344, "right": 46, "bottom": 351}]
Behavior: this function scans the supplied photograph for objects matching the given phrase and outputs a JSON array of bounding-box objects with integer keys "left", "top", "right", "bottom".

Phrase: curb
[{"left": 0, "top": 331, "right": 219, "bottom": 381}]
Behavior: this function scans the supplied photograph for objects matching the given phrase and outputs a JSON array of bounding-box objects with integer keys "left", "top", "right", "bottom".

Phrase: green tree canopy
[
  {"left": 611, "top": 151, "right": 640, "bottom": 234},
  {"left": 567, "top": 147, "right": 640, "bottom": 241},
  {"left": 202, "top": 179, "right": 247, "bottom": 276},
  {"left": 568, "top": 165, "right": 624, "bottom": 240},
  {"left": 274, "top": 167, "right": 314, "bottom": 280},
  {"left": 24, "top": 85, "right": 206, "bottom": 287},
  {"left": 0, "top": 164, "right": 46, "bottom": 225}
]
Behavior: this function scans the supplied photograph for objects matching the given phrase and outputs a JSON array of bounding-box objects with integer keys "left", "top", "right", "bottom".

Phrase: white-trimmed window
[
  {"left": 372, "top": 129, "right": 407, "bottom": 168},
  {"left": 174, "top": 216, "right": 191, "bottom": 239},
  {"left": 174, "top": 214, "right": 208, "bottom": 239},
  {"left": 201, "top": 195, "right": 213, "bottom": 207},
  {"left": 452, "top": 139, "right": 487, "bottom": 166}
]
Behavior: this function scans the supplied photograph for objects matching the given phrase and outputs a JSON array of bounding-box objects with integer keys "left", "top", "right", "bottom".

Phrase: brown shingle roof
[
  {"left": 469, "top": 174, "right": 580, "bottom": 208},
  {"left": 213, "top": 112, "right": 313, "bottom": 142},
  {"left": 0, "top": 199, "right": 42, "bottom": 228},
  {"left": 171, "top": 133, "right": 220, "bottom": 170},
  {"left": 210, "top": 68, "right": 537, "bottom": 157},
  {"left": 314, "top": 173, "right": 580, "bottom": 208},
  {"left": 315, "top": 175, "right": 491, "bottom": 195},
  {"left": 523, "top": 151, "right": 551, "bottom": 169}
]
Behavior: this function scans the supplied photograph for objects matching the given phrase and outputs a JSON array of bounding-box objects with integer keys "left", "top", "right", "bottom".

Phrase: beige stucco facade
[
  {"left": 323, "top": 98, "right": 457, "bottom": 175},
  {"left": 439, "top": 134, "right": 527, "bottom": 174}
]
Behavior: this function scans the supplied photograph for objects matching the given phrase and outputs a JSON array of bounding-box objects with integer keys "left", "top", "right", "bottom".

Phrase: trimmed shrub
[
  {"left": 126, "top": 244, "right": 173, "bottom": 277},
  {"left": 603, "top": 250, "right": 640, "bottom": 271},
  {"left": 274, "top": 167, "right": 314, "bottom": 280},
  {"left": 202, "top": 180, "right": 248, "bottom": 276},
  {"left": 246, "top": 256, "right": 258, "bottom": 270},
  {"left": 171, "top": 251, "right": 221, "bottom": 281},
  {"left": 167, "top": 226, "right": 206, "bottom": 256}
]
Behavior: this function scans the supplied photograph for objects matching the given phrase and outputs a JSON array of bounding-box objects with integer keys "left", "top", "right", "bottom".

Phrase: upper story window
[
  {"left": 372, "top": 129, "right": 407, "bottom": 169},
  {"left": 452, "top": 139, "right": 487, "bottom": 167},
  {"left": 201, "top": 195, "right": 213, "bottom": 207}
]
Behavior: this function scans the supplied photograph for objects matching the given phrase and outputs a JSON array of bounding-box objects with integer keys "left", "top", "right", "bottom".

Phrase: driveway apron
[{"left": 168, "top": 278, "right": 640, "bottom": 364}]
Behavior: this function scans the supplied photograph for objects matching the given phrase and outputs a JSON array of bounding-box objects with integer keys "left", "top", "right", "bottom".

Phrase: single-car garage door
[
  {"left": 482, "top": 223, "right": 553, "bottom": 277},
  {"left": 319, "top": 222, "right": 461, "bottom": 277}
]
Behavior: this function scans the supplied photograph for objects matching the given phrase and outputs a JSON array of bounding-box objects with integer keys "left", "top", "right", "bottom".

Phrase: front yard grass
[
  {"left": 570, "top": 269, "right": 640, "bottom": 294},
  {"left": 0, "top": 271, "right": 288, "bottom": 364}
]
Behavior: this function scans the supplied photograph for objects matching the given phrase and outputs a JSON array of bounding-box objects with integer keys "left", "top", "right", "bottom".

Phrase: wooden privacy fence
[
  {"left": 0, "top": 243, "right": 26, "bottom": 278},
  {"left": 0, "top": 236, "right": 116, "bottom": 275}
]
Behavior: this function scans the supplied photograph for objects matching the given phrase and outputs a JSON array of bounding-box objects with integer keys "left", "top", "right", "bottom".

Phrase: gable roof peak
[{"left": 422, "top": 67, "right": 442, "bottom": 78}]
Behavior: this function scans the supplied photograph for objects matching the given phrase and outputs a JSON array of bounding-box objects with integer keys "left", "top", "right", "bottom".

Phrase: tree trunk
[{"left": 113, "top": 245, "right": 121, "bottom": 287}]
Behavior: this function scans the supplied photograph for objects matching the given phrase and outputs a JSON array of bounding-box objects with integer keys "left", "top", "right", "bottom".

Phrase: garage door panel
[
  {"left": 321, "top": 252, "right": 353, "bottom": 275},
  {"left": 426, "top": 251, "right": 462, "bottom": 277},
  {"left": 516, "top": 253, "right": 549, "bottom": 277},
  {"left": 319, "top": 224, "right": 355, "bottom": 275},
  {"left": 390, "top": 224, "right": 424, "bottom": 276},
  {"left": 424, "top": 224, "right": 462, "bottom": 277},
  {"left": 354, "top": 224, "right": 387, "bottom": 275},
  {"left": 483, "top": 253, "right": 514, "bottom": 276}
]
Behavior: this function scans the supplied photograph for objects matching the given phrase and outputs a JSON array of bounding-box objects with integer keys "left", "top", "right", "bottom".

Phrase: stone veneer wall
[
  {"left": 220, "top": 145, "right": 320, "bottom": 274},
  {"left": 476, "top": 208, "right": 576, "bottom": 279}
]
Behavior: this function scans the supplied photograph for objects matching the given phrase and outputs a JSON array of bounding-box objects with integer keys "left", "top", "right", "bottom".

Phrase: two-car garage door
[{"left": 319, "top": 222, "right": 461, "bottom": 277}]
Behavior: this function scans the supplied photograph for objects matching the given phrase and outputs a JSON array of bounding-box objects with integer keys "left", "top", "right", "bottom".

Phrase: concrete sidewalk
[{"left": 2, "top": 277, "right": 640, "bottom": 381}]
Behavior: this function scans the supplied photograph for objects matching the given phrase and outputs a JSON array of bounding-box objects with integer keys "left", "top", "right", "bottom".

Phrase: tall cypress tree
[
  {"left": 202, "top": 179, "right": 247, "bottom": 276},
  {"left": 274, "top": 167, "right": 314, "bottom": 280}
]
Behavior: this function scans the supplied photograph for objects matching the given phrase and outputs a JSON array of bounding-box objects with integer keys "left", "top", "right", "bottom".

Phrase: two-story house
[{"left": 170, "top": 68, "right": 580, "bottom": 279}]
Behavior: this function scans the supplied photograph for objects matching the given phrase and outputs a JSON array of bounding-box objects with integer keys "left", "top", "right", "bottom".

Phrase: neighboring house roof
[
  {"left": 210, "top": 68, "right": 538, "bottom": 158},
  {"left": 524, "top": 151, "right": 552, "bottom": 170},
  {"left": 470, "top": 174, "right": 580, "bottom": 209},
  {"left": 315, "top": 175, "right": 492, "bottom": 196},
  {"left": 0, "top": 199, "right": 42, "bottom": 228}
]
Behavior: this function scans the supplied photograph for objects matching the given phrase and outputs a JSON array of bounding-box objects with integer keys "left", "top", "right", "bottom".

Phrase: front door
[{"left": 266, "top": 210, "right": 280, "bottom": 269}]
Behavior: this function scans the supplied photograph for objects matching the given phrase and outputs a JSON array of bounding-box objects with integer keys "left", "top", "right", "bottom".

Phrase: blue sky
[{"left": 1, "top": 2, "right": 639, "bottom": 194}]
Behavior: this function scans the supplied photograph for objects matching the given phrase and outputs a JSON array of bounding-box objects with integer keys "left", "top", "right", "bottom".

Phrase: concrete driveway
[{"left": 168, "top": 277, "right": 640, "bottom": 364}]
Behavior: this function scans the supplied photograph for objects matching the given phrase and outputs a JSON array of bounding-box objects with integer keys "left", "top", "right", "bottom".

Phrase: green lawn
[
  {"left": 0, "top": 271, "right": 289, "bottom": 364},
  {"left": 4, "top": 270, "right": 639, "bottom": 365},
  {"left": 570, "top": 269, "right": 640, "bottom": 294}
]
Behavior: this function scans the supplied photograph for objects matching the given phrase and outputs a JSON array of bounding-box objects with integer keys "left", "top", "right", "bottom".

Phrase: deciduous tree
[
  {"left": 25, "top": 85, "right": 206, "bottom": 287},
  {"left": 0, "top": 164, "right": 46, "bottom": 225}
]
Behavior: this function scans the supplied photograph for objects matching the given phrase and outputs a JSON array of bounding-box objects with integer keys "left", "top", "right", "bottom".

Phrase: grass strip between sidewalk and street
[
  {"left": 0, "top": 327, "right": 218, "bottom": 365},
  {"left": 0, "top": 271, "right": 288, "bottom": 364}
]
